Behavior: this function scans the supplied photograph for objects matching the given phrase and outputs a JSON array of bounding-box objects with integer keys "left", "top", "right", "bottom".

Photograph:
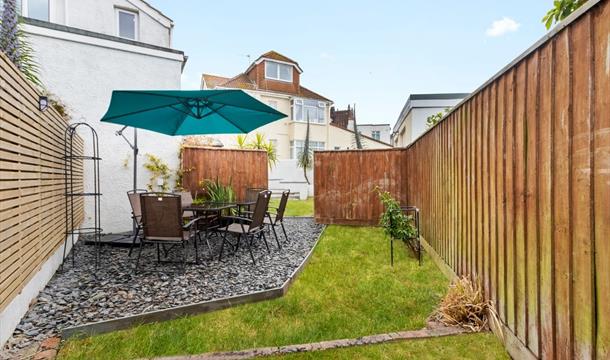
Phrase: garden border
[{"left": 61, "top": 221, "right": 326, "bottom": 340}]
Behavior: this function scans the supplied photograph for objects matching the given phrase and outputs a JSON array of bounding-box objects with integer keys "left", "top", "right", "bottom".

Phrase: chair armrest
[
  {"left": 222, "top": 215, "right": 253, "bottom": 224},
  {"left": 183, "top": 217, "right": 204, "bottom": 229}
]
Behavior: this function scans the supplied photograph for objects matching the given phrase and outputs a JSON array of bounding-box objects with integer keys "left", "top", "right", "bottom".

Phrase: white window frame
[
  {"left": 290, "top": 140, "right": 325, "bottom": 159},
  {"left": 292, "top": 98, "right": 326, "bottom": 124},
  {"left": 371, "top": 130, "right": 381, "bottom": 140},
  {"left": 116, "top": 8, "right": 139, "bottom": 41},
  {"left": 265, "top": 60, "right": 293, "bottom": 83},
  {"left": 20, "top": 0, "right": 51, "bottom": 21}
]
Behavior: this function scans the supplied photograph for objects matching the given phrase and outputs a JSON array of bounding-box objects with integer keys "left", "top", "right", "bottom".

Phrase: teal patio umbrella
[
  {"left": 100, "top": 89, "right": 286, "bottom": 216},
  {"left": 101, "top": 89, "right": 286, "bottom": 135}
]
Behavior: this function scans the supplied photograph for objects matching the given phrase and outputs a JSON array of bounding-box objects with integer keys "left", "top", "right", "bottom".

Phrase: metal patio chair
[
  {"left": 265, "top": 189, "right": 290, "bottom": 246},
  {"left": 217, "top": 190, "right": 271, "bottom": 264},
  {"left": 243, "top": 189, "right": 290, "bottom": 248},
  {"left": 127, "top": 189, "right": 148, "bottom": 256},
  {"left": 135, "top": 192, "right": 201, "bottom": 273}
]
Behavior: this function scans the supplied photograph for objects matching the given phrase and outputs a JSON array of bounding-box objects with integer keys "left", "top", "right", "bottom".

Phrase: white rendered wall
[
  {"left": 50, "top": 0, "right": 171, "bottom": 47},
  {"left": 26, "top": 28, "right": 184, "bottom": 234}
]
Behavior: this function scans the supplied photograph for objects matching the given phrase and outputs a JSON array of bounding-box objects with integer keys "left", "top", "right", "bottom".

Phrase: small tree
[
  {"left": 352, "top": 104, "right": 363, "bottom": 149},
  {"left": 297, "top": 114, "right": 313, "bottom": 184},
  {"left": 234, "top": 133, "right": 278, "bottom": 169},
  {"left": 542, "top": 0, "right": 588, "bottom": 30}
]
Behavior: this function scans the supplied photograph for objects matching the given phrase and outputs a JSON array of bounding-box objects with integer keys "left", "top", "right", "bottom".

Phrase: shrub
[
  {"left": 375, "top": 187, "right": 416, "bottom": 241},
  {"left": 434, "top": 276, "right": 493, "bottom": 332},
  {"left": 198, "top": 177, "right": 235, "bottom": 204}
]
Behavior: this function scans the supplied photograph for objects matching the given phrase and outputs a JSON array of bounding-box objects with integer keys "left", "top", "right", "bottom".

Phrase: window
[
  {"left": 292, "top": 99, "right": 325, "bottom": 124},
  {"left": 371, "top": 130, "right": 381, "bottom": 140},
  {"left": 28, "top": 0, "right": 48, "bottom": 20},
  {"left": 117, "top": 9, "right": 138, "bottom": 40},
  {"left": 290, "top": 140, "right": 325, "bottom": 159},
  {"left": 265, "top": 61, "right": 292, "bottom": 82},
  {"left": 269, "top": 139, "right": 278, "bottom": 149}
]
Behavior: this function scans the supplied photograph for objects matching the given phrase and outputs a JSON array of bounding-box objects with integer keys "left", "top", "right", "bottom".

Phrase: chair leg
[
  {"left": 128, "top": 226, "right": 140, "bottom": 257},
  {"left": 181, "top": 242, "right": 187, "bottom": 273},
  {"left": 260, "top": 231, "right": 270, "bottom": 252},
  {"left": 271, "top": 225, "right": 281, "bottom": 249},
  {"left": 235, "top": 233, "right": 242, "bottom": 252},
  {"left": 135, "top": 241, "right": 144, "bottom": 274},
  {"left": 280, "top": 222, "right": 289, "bottom": 243},
  {"left": 194, "top": 233, "right": 200, "bottom": 264},
  {"left": 218, "top": 232, "right": 227, "bottom": 261},
  {"left": 156, "top": 243, "right": 161, "bottom": 262},
  {"left": 247, "top": 234, "right": 256, "bottom": 264}
]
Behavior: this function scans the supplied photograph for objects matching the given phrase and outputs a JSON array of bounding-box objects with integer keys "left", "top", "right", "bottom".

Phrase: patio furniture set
[{"left": 126, "top": 188, "right": 291, "bottom": 272}]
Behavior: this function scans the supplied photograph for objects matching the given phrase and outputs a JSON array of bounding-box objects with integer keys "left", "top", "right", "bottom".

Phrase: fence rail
[
  {"left": 314, "top": 1, "right": 610, "bottom": 358},
  {"left": 0, "top": 52, "right": 83, "bottom": 311},
  {"left": 181, "top": 147, "right": 268, "bottom": 201}
]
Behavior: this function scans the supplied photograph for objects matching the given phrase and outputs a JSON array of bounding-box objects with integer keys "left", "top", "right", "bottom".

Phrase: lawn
[
  {"left": 59, "top": 226, "right": 505, "bottom": 359},
  {"left": 280, "top": 333, "right": 509, "bottom": 359},
  {"left": 269, "top": 197, "right": 314, "bottom": 217}
]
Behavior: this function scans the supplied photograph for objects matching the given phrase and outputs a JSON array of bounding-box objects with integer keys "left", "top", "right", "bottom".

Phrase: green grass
[
  {"left": 269, "top": 197, "right": 314, "bottom": 217},
  {"left": 279, "top": 333, "right": 509, "bottom": 359},
  {"left": 59, "top": 226, "right": 450, "bottom": 359}
]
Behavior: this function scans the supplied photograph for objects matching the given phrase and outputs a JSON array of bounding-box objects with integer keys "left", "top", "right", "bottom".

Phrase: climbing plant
[{"left": 143, "top": 153, "right": 172, "bottom": 192}]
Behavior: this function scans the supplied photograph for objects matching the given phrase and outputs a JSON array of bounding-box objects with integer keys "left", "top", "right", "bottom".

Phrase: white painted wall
[
  {"left": 356, "top": 124, "right": 391, "bottom": 144},
  {"left": 25, "top": 24, "right": 184, "bottom": 234}
]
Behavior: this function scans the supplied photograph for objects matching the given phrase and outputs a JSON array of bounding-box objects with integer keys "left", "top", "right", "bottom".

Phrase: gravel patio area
[{"left": 1, "top": 218, "right": 323, "bottom": 357}]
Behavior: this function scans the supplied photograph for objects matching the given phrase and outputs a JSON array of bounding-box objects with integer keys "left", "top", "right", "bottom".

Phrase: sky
[{"left": 153, "top": 0, "right": 553, "bottom": 127}]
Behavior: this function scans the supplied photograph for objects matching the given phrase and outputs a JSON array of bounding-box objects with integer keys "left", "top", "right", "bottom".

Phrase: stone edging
[
  {"left": 148, "top": 326, "right": 466, "bottom": 360},
  {"left": 61, "top": 225, "right": 327, "bottom": 340}
]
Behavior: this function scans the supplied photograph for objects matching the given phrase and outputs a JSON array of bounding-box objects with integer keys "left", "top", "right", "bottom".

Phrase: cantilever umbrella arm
[{"left": 116, "top": 125, "right": 139, "bottom": 234}]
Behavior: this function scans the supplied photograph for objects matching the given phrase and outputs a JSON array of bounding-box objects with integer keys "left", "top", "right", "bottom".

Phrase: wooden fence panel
[
  {"left": 0, "top": 52, "right": 83, "bottom": 311},
  {"left": 314, "top": 149, "right": 408, "bottom": 225},
  {"left": 180, "top": 147, "right": 268, "bottom": 201},
  {"left": 313, "top": 1, "right": 610, "bottom": 357}
]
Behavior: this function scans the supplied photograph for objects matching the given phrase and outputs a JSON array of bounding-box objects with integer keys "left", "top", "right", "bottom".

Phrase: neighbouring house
[
  {"left": 202, "top": 51, "right": 391, "bottom": 198},
  {"left": 330, "top": 105, "right": 391, "bottom": 144},
  {"left": 21, "top": 0, "right": 187, "bottom": 234},
  {"left": 392, "top": 93, "right": 469, "bottom": 147}
]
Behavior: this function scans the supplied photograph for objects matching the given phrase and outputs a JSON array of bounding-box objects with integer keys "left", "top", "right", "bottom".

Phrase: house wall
[
  {"left": 247, "top": 61, "right": 301, "bottom": 94},
  {"left": 43, "top": 0, "right": 172, "bottom": 47},
  {"left": 393, "top": 97, "right": 465, "bottom": 147},
  {"left": 24, "top": 21, "right": 185, "bottom": 234},
  {"left": 357, "top": 124, "right": 391, "bottom": 144}
]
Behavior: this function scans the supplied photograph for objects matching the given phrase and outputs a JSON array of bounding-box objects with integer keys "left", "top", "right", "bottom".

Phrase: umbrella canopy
[{"left": 100, "top": 90, "right": 286, "bottom": 135}]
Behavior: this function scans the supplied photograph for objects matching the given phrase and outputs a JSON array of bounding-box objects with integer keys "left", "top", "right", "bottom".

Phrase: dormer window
[{"left": 265, "top": 61, "right": 293, "bottom": 82}]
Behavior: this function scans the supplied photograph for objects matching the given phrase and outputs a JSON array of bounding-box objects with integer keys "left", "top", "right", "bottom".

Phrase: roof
[
  {"left": 201, "top": 57, "right": 332, "bottom": 103},
  {"left": 201, "top": 74, "right": 230, "bottom": 89},
  {"left": 330, "top": 124, "right": 392, "bottom": 147},
  {"left": 393, "top": 92, "right": 470, "bottom": 133},
  {"left": 247, "top": 50, "right": 304, "bottom": 74}
]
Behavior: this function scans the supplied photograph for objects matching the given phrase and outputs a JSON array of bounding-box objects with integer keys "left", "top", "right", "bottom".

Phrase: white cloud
[{"left": 486, "top": 17, "right": 520, "bottom": 37}]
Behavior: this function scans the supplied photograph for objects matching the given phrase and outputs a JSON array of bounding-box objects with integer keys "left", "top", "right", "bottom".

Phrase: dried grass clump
[{"left": 434, "top": 276, "right": 494, "bottom": 332}]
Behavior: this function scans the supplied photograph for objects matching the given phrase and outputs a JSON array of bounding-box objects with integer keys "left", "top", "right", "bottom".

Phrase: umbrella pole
[
  {"left": 132, "top": 128, "right": 138, "bottom": 233},
  {"left": 116, "top": 126, "right": 140, "bottom": 235}
]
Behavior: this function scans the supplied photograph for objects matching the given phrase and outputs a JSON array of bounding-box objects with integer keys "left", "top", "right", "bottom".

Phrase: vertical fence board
[
  {"left": 552, "top": 29, "right": 572, "bottom": 360},
  {"left": 593, "top": 2, "right": 610, "bottom": 358},
  {"left": 570, "top": 15, "right": 596, "bottom": 359}
]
